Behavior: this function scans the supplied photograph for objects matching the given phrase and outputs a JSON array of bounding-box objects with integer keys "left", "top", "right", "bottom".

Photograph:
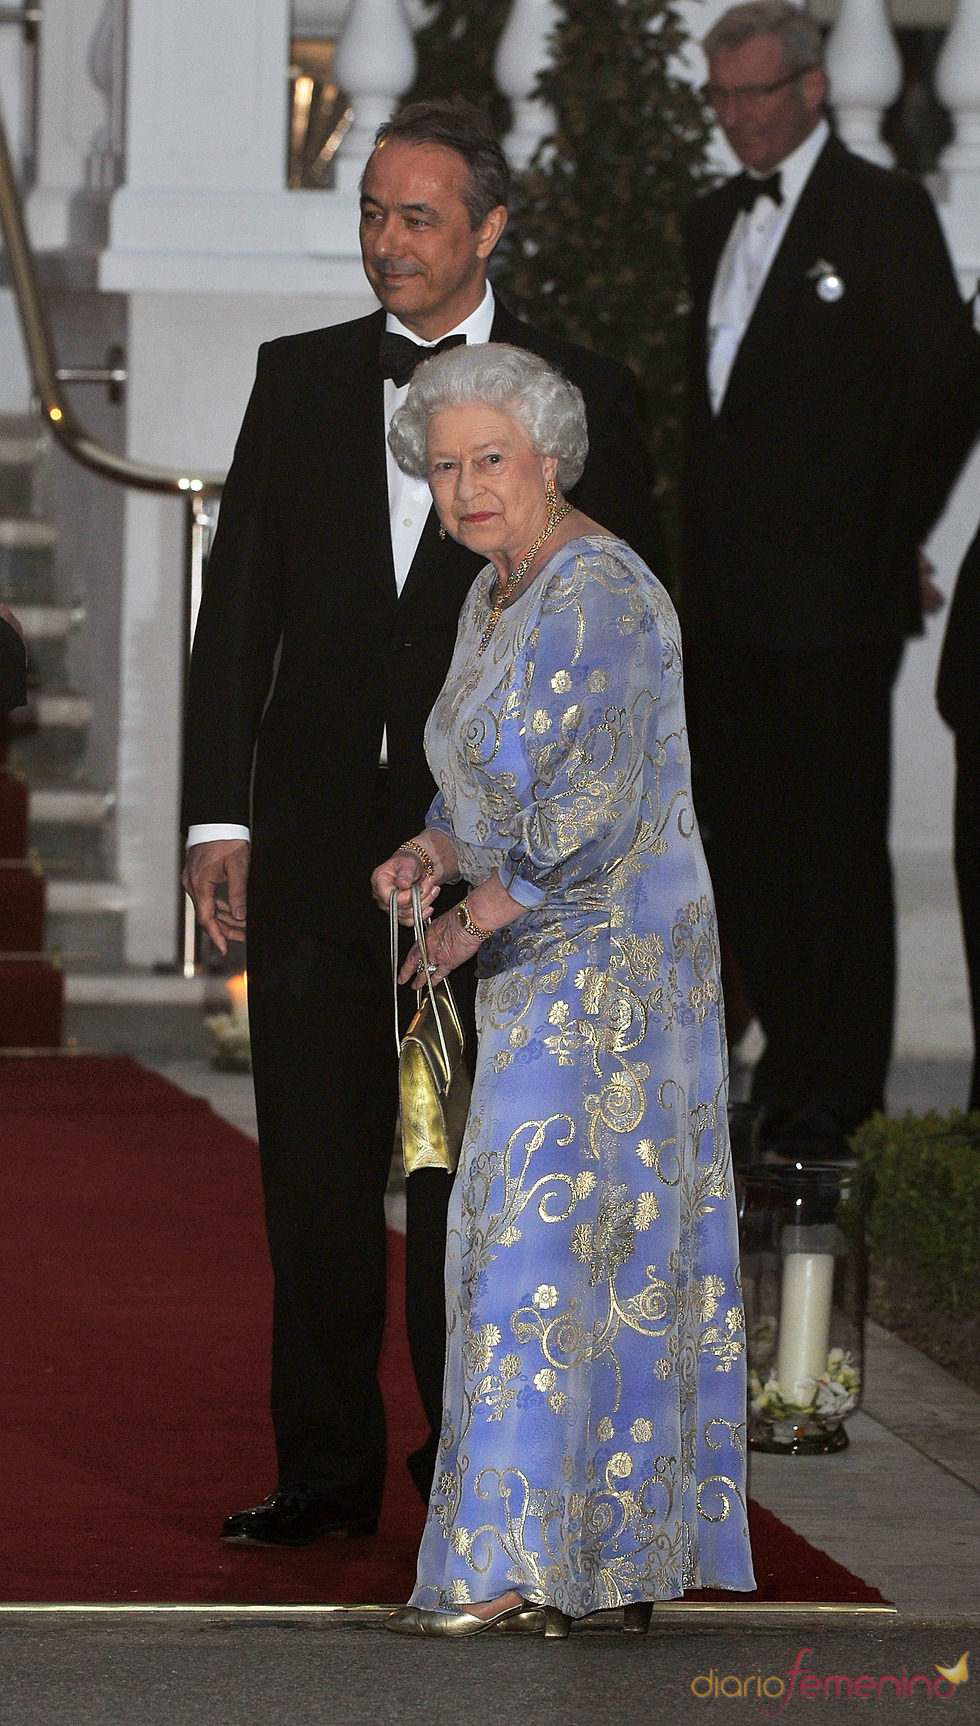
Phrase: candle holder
[
  {"left": 737, "top": 1160, "right": 866, "bottom": 1455},
  {"left": 204, "top": 973, "right": 252, "bottom": 1072}
]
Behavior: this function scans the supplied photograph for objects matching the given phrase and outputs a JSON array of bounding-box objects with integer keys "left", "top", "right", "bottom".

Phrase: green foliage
[
  {"left": 493, "top": 0, "right": 715, "bottom": 579},
  {"left": 404, "top": 0, "right": 512, "bottom": 135},
  {"left": 853, "top": 1111, "right": 980, "bottom": 1313}
]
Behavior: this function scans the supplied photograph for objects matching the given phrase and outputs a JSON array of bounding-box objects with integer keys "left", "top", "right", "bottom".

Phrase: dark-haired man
[
  {"left": 682, "top": 1, "right": 980, "bottom": 1154},
  {"left": 182, "top": 101, "right": 657, "bottom": 1546}
]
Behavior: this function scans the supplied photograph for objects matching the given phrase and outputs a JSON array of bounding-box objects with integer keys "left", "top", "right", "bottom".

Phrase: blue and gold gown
[{"left": 413, "top": 536, "right": 754, "bottom": 1615}]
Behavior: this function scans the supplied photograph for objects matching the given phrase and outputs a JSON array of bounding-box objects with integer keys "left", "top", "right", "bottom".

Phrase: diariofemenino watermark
[{"left": 689, "top": 1646, "right": 969, "bottom": 1710}]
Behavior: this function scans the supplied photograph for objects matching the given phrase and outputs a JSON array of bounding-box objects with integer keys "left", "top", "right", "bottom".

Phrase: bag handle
[{"left": 390, "top": 883, "right": 453, "bottom": 1079}]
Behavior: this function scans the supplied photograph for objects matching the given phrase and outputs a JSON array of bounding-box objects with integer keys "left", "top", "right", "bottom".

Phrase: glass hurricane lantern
[{"left": 737, "top": 1160, "right": 867, "bottom": 1454}]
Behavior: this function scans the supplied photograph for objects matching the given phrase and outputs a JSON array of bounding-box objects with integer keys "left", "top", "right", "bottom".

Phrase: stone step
[
  {"left": 16, "top": 604, "right": 86, "bottom": 640},
  {"left": 30, "top": 786, "right": 114, "bottom": 825},
  {"left": 18, "top": 606, "right": 86, "bottom": 699},
  {"left": 0, "top": 519, "right": 57, "bottom": 551},
  {"left": 45, "top": 878, "right": 128, "bottom": 970},
  {"left": 25, "top": 787, "right": 115, "bottom": 883},
  {"left": 63, "top": 971, "right": 217, "bottom": 1057},
  {"left": 0, "top": 519, "right": 58, "bottom": 604},
  {"left": 8, "top": 693, "right": 95, "bottom": 776},
  {"left": 47, "top": 879, "right": 127, "bottom": 914},
  {"left": 34, "top": 693, "right": 93, "bottom": 729},
  {"left": 0, "top": 422, "right": 46, "bottom": 517},
  {"left": 0, "top": 424, "right": 45, "bottom": 467}
]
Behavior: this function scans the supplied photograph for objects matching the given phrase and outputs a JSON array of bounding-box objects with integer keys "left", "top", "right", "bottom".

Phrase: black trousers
[
  {"left": 245, "top": 778, "right": 473, "bottom": 1506},
  {"left": 953, "top": 731, "right": 980, "bottom": 1113},
  {"left": 687, "top": 638, "right": 903, "bottom": 1130}
]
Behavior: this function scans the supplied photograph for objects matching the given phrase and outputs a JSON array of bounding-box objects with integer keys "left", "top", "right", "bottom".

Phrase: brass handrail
[{"left": 0, "top": 97, "right": 222, "bottom": 497}]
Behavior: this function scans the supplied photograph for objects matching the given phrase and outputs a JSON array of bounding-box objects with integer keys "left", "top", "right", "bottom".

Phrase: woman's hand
[
  {"left": 399, "top": 905, "right": 480, "bottom": 986},
  {"left": 372, "top": 829, "right": 460, "bottom": 924},
  {"left": 371, "top": 848, "right": 439, "bottom": 924}
]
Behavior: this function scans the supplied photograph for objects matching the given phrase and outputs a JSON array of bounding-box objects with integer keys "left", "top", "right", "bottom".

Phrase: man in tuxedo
[
  {"left": 1, "top": 605, "right": 27, "bottom": 711},
  {"left": 681, "top": 0, "right": 980, "bottom": 1153},
  {"left": 182, "top": 100, "right": 657, "bottom": 1545},
  {"left": 937, "top": 523, "right": 980, "bottom": 1113}
]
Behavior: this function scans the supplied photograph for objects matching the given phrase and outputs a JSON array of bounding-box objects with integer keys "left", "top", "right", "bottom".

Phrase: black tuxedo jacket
[
  {"left": 681, "top": 133, "right": 980, "bottom": 651},
  {"left": 937, "top": 522, "right": 980, "bottom": 739},
  {"left": 182, "top": 300, "right": 658, "bottom": 937},
  {"left": 0, "top": 616, "right": 27, "bottom": 711}
]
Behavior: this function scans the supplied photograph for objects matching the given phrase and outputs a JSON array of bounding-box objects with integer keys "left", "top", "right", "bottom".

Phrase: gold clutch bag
[{"left": 391, "top": 883, "right": 471, "bottom": 1177}]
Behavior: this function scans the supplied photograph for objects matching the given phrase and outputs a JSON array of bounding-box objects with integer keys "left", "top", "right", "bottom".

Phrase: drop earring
[{"left": 439, "top": 523, "right": 447, "bottom": 540}]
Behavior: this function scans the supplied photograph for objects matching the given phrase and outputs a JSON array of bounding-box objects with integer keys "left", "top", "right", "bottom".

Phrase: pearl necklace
[{"left": 477, "top": 500, "right": 572, "bottom": 655}]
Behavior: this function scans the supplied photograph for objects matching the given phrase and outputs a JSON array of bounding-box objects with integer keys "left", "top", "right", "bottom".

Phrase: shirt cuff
[
  {"left": 186, "top": 823, "right": 251, "bottom": 847},
  {"left": 497, "top": 863, "right": 545, "bottom": 908}
]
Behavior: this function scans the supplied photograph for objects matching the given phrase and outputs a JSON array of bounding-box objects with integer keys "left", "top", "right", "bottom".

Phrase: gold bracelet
[
  {"left": 397, "top": 839, "right": 435, "bottom": 878},
  {"left": 457, "top": 898, "right": 492, "bottom": 943}
]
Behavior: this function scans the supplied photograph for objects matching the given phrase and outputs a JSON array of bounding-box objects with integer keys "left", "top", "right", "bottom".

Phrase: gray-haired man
[{"left": 681, "top": 0, "right": 980, "bottom": 1152}]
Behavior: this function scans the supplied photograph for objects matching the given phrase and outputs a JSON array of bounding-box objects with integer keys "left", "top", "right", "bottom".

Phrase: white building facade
[{"left": 0, "top": 0, "right": 977, "bottom": 1064}]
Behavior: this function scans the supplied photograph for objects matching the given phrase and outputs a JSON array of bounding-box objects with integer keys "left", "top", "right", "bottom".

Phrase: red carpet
[{"left": 0, "top": 1056, "right": 887, "bottom": 1605}]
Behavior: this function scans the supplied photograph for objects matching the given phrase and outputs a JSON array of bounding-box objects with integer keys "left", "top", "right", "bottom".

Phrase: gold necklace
[{"left": 477, "top": 499, "right": 572, "bottom": 654}]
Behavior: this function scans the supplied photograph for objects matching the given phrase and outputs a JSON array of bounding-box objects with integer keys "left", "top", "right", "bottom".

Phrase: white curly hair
[{"left": 388, "top": 342, "right": 589, "bottom": 494}]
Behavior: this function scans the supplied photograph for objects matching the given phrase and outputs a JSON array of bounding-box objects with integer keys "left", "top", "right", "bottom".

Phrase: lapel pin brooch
[{"left": 808, "top": 258, "right": 845, "bottom": 303}]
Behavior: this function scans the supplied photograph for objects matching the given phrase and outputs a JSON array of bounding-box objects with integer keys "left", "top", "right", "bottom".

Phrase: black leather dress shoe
[{"left": 221, "top": 1484, "right": 378, "bottom": 1547}]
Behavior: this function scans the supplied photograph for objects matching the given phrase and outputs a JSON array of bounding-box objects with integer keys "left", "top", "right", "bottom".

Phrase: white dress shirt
[
  {"left": 188, "top": 283, "right": 497, "bottom": 847},
  {"left": 707, "top": 118, "right": 830, "bottom": 415}
]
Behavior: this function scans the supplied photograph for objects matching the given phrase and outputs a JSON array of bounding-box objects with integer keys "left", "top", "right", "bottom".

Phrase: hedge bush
[{"left": 852, "top": 1111, "right": 980, "bottom": 1314}]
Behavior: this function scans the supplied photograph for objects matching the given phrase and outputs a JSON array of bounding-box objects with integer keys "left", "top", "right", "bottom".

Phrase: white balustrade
[
  {"left": 936, "top": 0, "right": 980, "bottom": 175},
  {"left": 825, "top": 0, "right": 903, "bottom": 168},
  {"left": 332, "top": 0, "right": 417, "bottom": 192},
  {"left": 494, "top": 0, "right": 559, "bottom": 172},
  {"left": 934, "top": 0, "right": 980, "bottom": 286}
]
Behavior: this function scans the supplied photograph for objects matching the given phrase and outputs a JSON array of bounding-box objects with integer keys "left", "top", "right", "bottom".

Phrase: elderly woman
[{"left": 371, "top": 344, "right": 754, "bottom": 1637}]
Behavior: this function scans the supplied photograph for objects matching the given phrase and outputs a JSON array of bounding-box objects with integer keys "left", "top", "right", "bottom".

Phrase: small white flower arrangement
[
  {"left": 204, "top": 1010, "right": 252, "bottom": 1071},
  {"left": 749, "top": 1348, "right": 861, "bottom": 1423}
]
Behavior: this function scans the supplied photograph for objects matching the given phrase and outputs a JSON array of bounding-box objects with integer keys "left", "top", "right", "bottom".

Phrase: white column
[
  {"left": 935, "top": 0, "right": 980, "bottom": 287},
  {"left": 825, "top": 0, "right": 903, "bottom": 168},
  {"left": 332, "top": 0, "right": 416, "bottom": 194},
  {"left": 113, "top": 0, "right": 293, "bottom": 968},
  {"left": 123, "top": 0, "right": 291, "bottom": 195},
  {"left": 494, "top": 0, "right": 559, "bottom": 172},
  {"left": 26, "top": 0, "right": 106, "bottom": 247}
]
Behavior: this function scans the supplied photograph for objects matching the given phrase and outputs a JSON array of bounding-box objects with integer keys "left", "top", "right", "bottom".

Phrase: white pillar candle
[
  {"left": 226, "top": 972, "right": 249, "bottom": 1023},
  {"left": 777, "top": 1253, "right": 835, "bottom": 1405}
]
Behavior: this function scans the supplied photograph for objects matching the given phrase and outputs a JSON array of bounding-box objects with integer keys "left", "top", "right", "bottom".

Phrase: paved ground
[
  {"left": 3, "top": 1053, "right": 975, "bottom": 1721},
  {"left": 0, "top": 1613, "right": 975, "bottom": 1725}
]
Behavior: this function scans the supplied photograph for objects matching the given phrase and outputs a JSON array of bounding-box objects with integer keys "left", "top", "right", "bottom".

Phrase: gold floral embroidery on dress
[{"left": 413, "top": 544, "right": 752, "bottom": 1613}]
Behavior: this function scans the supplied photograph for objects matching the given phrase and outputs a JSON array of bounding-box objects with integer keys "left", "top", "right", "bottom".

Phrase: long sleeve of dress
[{"left": 496, "top": 550, "right": 664, "bottom": 908}]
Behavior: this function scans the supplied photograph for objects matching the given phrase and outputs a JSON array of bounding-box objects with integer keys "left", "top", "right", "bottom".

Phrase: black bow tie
[
  {"left": 734, "top": 170, "right": 783, "bottom": 214},
  {"left": 380, "top": 331, "right": 466, "bottom": 388}
]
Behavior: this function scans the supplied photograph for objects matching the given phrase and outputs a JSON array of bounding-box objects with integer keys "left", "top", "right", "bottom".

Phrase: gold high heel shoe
[
  {"left": 385, "top": 1600, "right": 527, "bottom": 1637},
  {"left": 495, "top": 1604, "right": 571, "bottom": 1638}
]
